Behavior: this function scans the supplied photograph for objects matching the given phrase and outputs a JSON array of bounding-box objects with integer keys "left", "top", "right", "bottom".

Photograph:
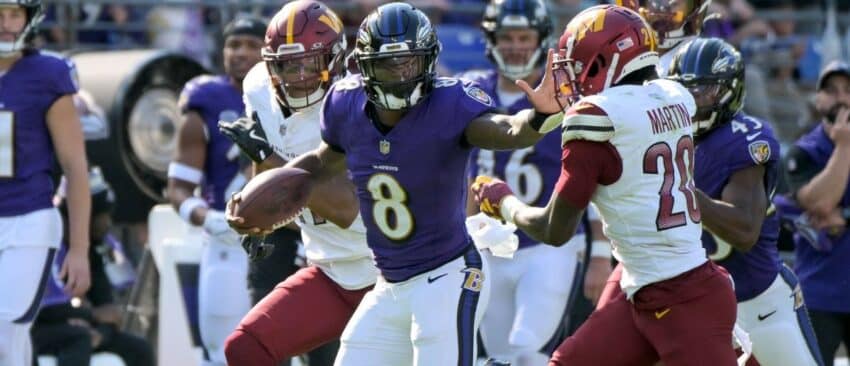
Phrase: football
[{"left": 232, "top": 167, "right": 312, "bottom": 229}]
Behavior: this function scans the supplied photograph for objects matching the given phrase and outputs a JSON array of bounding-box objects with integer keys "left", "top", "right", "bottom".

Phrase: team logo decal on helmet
[{"left": 552, "top": 5, "right": 658, "bottom": 106}]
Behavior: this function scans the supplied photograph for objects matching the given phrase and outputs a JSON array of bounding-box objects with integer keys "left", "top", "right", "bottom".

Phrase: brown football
[{"left": 233, "top": 167, "right": 312, "bottom": 229}]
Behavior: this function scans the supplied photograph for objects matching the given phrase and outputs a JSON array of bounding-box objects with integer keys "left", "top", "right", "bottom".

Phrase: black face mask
[{"left": 824, "top": 103, "right": 847, "bottom": 124}]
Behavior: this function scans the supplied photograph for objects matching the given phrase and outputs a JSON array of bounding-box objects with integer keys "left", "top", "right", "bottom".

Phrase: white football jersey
[
  {"left": 243, "top": 63, "right": 376, "bottom": 289},
  {"left": 562, "top": 79, "right": 707, "bottom": 298}
]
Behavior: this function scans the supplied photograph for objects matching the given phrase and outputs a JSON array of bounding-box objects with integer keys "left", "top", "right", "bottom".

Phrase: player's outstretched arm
[
  {"left": 464, "top": 49, "right": 566, "bottom": 150},
  {"left": 471, "top": 176, "right": 582, "bottom": 245},
  {"left": 465, "top": 109, "right": 547, "bottom": 150},
  {"left": 48, "top": 94, "right": 92, "bottom": 297},
  {"left": 695, "top": 164, "right": 768, "bottom": 252},
  {"left": 513, "top": 191, "right": 584, "bottom": 245}
]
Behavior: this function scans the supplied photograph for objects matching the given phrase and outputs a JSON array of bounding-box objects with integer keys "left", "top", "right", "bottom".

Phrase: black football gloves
[{"left": 218, "top": 112, "right": 274, "bottom": 163}]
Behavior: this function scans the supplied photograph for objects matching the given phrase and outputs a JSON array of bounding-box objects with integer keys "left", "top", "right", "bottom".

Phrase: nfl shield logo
[
  {"left": 748, "top": 141, "right": 771, "bottom": 164},
  {"left": 379, "top": 139, "right": 391, "bottom": 155}
]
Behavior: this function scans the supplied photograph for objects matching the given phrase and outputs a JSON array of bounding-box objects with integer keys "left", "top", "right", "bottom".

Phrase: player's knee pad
[
  {"left": 200, "top": 267, "right": 248, "bottom": 317},
  {"left": 224, "top": 329, "right": 276, "bottom": 366}
]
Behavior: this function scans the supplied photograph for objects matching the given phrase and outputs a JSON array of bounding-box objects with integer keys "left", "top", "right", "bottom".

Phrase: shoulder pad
[{"left": 561, "top": 101, "right": 613, "bottom": 144}]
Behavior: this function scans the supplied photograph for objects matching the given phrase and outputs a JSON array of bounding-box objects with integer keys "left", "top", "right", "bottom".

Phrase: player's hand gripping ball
[
  {"left": 471, "top": 175, "right": 515, "bottom": 221},
  {"left": 226, "top": 167, "right": 312, "bottom": 234}
]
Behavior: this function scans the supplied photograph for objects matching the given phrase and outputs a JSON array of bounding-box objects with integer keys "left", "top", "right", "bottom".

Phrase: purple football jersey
[
  {"left": 694, "top": 113, "right": 782, "bottom": 301},
  {"left": 178, "top": 75, "right": 243, "bottom": 210},
  {"left": 321, "top": 75, "right": 495, "bottom": 282},
  {"left": 460, "top": 69, "right": 582, "bottom": 249},
  {"left": 792, "top": 123, "right": 850, "bottom": 312},
  {"left": 0, "top": 51, "right": 79, "bottom": 217}
]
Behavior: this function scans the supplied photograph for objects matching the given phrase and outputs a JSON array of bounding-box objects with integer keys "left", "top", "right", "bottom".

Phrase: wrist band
[
  {"left": 168, "top": 162, "right": 204, "bottom": 185},
  {"left": 529, "top": 110, "right": 550, "bottom": 131},
  {"left": 179, "top": 197, "right": 208, "bottom": 223},
  {"left": 530, "top": 110, "right": 564, "bottom": 134},
  {"left": 590, "top": 240, "right": 612, "bottom": 258}
]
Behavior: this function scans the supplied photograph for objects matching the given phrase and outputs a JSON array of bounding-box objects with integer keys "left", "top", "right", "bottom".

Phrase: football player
[
  {"left": 229, "top": 2, "right": 565, "bottom": 364},
  {"left": 0, "top": 1, "right": 91, "bottom": 365},
  {"left": 165, "top": 17, "right": 265, "bottom": 366},
  {"left": 472, "top": 5, "right": 738, "bottom": 365},
  {"left": 218, "top": 2, "right": 378, "bottom": 365},
  {"left": 667, "top": 37, "right": 824, "bottom": 366},
  {"left": 461, "top": 1, "right": 611, "bottom": 364},
  {"left": 615, "top": 0, "right": 710, "bottom": 75}
]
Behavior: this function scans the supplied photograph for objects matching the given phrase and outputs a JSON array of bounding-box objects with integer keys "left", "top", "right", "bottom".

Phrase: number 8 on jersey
[{"left": 367, "top": 173, "right": 414, "bottom": 241}]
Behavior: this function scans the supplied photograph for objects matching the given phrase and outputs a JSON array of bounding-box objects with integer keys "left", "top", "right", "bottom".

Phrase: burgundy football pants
[
  {"left": 224, "top": 266, "right": 372, "bottom": 365},
  {"left": 551, "top": 261, "right": 738, "bottom": 366}
]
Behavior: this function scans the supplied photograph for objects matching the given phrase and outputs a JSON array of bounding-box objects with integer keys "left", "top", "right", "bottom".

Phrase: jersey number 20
[
  {"left": 643, "top": 135, "right": 701, "bottom": 231},
  {"left": 0, "top": 111, "right": 14, "bottom": 178}
]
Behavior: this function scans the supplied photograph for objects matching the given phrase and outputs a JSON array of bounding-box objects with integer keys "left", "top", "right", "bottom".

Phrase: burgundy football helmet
[
  {"left": 615, "top": 0, "right": 709, "bottom": 51},
  {"left": 552, "top": 5, "right": 659, "bottom": 104},
  {"left": 263, "top": 0, "right": 347, "bottom": 110}
]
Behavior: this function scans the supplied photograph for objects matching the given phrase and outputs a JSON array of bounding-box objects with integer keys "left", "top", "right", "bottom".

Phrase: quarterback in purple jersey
[
  {"left": 462, "top": 1, "right": 611, "bottom": 364},
  {"left": 668, "top": 38, "right": 823, "bottom": 366},
  {"left": 265, "top": 3, "right": 563, "bottom": 365},
  {"left": 165, "top": 18, "right": 265, "bottom": 366},
  {"left": 0, "top": 1, "right": 91, "bottom": 365}
]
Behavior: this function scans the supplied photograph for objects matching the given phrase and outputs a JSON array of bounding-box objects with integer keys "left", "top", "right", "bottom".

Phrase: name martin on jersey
[{"left": 647, "top": 103, "right": 692, "bottom": 135}]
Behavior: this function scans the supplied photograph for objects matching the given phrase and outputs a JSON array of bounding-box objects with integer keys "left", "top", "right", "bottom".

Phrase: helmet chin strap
[
  {"left": 282, "top": 86, "right": 326, "bottom": 110},
  {"left": 0, "top": 39, "right": 24, "bottom": 56},
  {"left": 375, "top": 82, "right": 424, "bottom": 110},
  {"left": 493, "top": 48, "right": 542, "bottom": 80}
]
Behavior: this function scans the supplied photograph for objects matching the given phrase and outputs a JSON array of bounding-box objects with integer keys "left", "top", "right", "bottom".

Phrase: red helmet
[
  {"left": 263, "top": 0, "right": 347, "bottom": 110},
  {"left": 553, "top": 5, "right": 658, "bottom": 104},
  {"left": 615, "top": 0, "right": 709, "bottom": 51}
]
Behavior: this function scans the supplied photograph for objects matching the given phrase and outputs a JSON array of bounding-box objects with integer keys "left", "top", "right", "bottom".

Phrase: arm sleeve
[
  {"left": 784, "top": 145, "right": 821, "bottom": 195},
  {"left": 554, "top": 140, "right": 622, "bottom": 208}
]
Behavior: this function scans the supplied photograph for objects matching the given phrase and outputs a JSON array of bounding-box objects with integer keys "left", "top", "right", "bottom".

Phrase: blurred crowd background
[
  {"left": 37, "top": 0, "right": 850, "bottom": 150},
  {"left": 25, "top": 0, "right": 850, "bottom": 364}
]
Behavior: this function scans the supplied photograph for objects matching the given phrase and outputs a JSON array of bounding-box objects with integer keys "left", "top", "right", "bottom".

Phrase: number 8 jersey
[
  {"left": 561, "top": 78, "right": 705, "bottom": 298},
  {"left": 320, "top": 74, "right": 496, "bottom": 283}
]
